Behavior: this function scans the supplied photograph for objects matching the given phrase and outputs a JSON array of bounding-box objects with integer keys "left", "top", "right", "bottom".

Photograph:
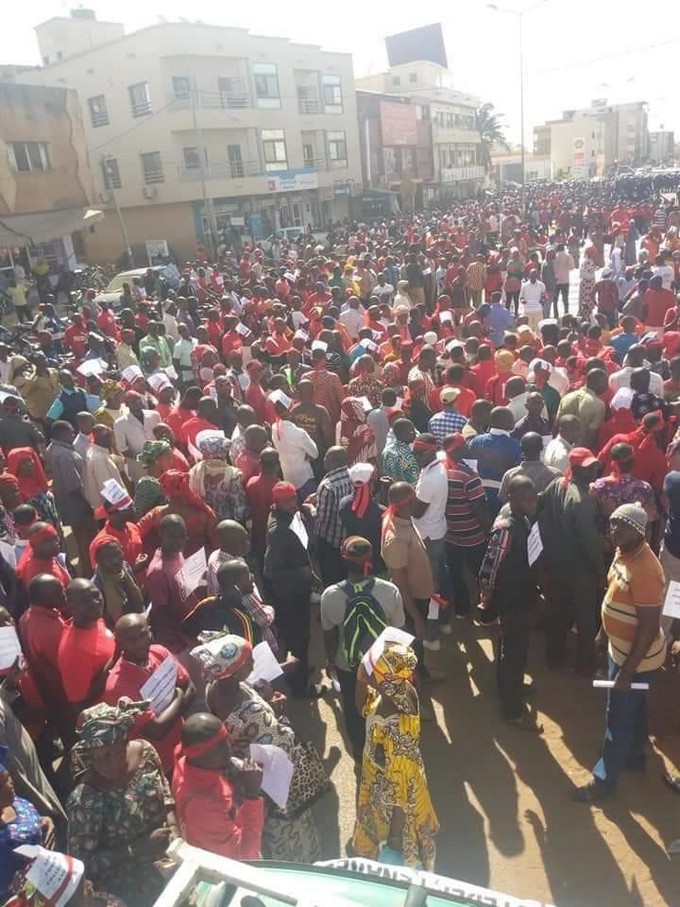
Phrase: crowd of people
[{"left": 0, "top": 174, "right": 679, "bottom": 904}]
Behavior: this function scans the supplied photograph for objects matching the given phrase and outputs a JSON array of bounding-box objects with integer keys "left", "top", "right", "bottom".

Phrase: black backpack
[{"left": 340, "top": 578, "right": 389, "bottom": 669}]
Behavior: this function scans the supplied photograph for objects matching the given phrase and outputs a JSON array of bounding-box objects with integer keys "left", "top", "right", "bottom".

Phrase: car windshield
[{"left": 105, "top": 272, "right": 135, "bottom": 293}]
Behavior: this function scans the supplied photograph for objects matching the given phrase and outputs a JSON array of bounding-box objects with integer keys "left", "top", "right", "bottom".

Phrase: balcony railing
[
  {"left": 169, "top": 88, "right": 252, "bottom": 111},
  {"left": 178, "top": 159, "right": 264, "bottom": 181},
  {"left": 131, "top": 100, "right": 152, "bottom": 118},
  {"left": 90, "top": 110, "right": 109, "bottom": 128},
  {"left": 297, "top": 96, "right": 321, "bottom": 115}
]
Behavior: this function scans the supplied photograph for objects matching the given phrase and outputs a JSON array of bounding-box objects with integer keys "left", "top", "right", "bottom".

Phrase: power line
[{"left": 534, "top": 35, "right": 680, "bottom": 75}]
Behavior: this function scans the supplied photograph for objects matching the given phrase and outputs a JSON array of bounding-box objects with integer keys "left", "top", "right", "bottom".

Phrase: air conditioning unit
[{"left": 142, "top": 186, "right": 158, "bottom": 199}]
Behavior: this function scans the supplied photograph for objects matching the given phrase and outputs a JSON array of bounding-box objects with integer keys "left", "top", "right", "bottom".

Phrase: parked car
[
  {"left": 93, "top": 265, "right": 171, "bottom": 306},
  {"left": 260, "top": 227, "right": 329, "bottom": 254}
]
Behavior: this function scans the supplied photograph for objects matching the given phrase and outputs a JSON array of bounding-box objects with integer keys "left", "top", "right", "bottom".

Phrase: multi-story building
[
  {"left": 0, "top": 81, "right": 98, "bottom": 270},
  {"left": 648, "top": 130, "right": 675, "bottom": 165},
  {"left": 22, "top": 11, "right": 362, "bottom": 262},
  {"left": 355, "top": 89, "right": 433, "bottom": 212},
  {"left": 356, "top": 59, "right": 484, "bottom": 203},
  {"left": 490, "top": 148, "right": 552, "bottom": 186},
  {"left": 533, "top": 100, "right": 649, "bottom": 178}
]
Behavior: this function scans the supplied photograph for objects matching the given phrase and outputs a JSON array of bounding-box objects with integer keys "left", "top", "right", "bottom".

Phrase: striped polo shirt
[
  {"left": 444, "top": 462, "right": 487, "bottom": 547},
  {"left": 602, "top": 542, "right": 667, "bottom": 672}
]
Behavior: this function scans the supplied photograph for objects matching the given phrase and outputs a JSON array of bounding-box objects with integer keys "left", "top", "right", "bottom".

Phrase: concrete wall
[
  {"left": 85, "top": 201, "right": 196, "bottom": 263},
  {"left": 0, "top": 82, "right": 94, "bottom": 215}
]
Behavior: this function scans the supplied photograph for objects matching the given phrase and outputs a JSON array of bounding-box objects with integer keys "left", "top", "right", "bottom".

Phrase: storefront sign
[{"left": 266, "top": 169, "right": 319, "bottom": 193}]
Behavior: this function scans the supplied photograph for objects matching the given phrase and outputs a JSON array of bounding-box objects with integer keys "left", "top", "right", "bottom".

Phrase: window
[
  {"left": 415, "top": 105, "right": 430, "bottom": 121},
  {"left": 88, "top": 94, "right": 109, "bottom": 127},
  {"left": 252, "top": 63, "right": 281, "bottom": 109},
  {"left": 303, "top": 143, "right": 315, "bottom": 166},
  {"left": 101, "top": 157, "right": 121, "bottom": 189},
  {"left": 322, "top": 74, "right": 343, "bottom": 113},
  {"left": 392, "top": 76, "right": 401, "bottom": 86},
  {"left": 409, "top": 72, "right": 417, "bottom": 83},
  {"left": 183, "top": 147, "right": 201, "bottom": 170},
  {"left": 327, "top": 130, "right": 347, "bottom": 165},
  {"left": 261, "top": 129, "right": 287, "bottom": 171},
  {"left": 140, "top": 151, "right": 164, "bottom": 184},
  {"left": 128, "top": 82, "right": 151, "bottom": 117},
  {"left": 172, "top": 76, "right": 191, "bottom": 101},
  {"left": 8, "top": 142, "right": 51, "bottom": 172}
]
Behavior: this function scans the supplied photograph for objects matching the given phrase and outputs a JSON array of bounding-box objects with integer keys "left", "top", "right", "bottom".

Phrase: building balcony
[
  {"left": 297, "top": 96, "right": 321, "bottom": 115},
  {"left": 169, "top": 88, "right": 252, "bottom": 111},
  {"left": 440, "top": 165, "right": 485, "bottom": 183},
  {"left": 178, "top": 159, "right": 264, "bottom": 180}
]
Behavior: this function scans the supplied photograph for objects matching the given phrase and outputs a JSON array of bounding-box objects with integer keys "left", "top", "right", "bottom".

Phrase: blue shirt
[
  {"left": 608, "top": 332, "right": 638, "bottom": 358},
  {"left": 467, "top": 429, "right": 522, "bottom": 518},
  {"left": 484, "top": 303, "right": 515, "bottom": 348}
]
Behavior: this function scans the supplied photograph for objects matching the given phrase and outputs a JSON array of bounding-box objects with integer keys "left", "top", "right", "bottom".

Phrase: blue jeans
[{"left": 592, "top": 656, "right": 655, "bottom": 788}]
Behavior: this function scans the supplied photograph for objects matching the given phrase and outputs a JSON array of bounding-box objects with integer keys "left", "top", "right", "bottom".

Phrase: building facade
[
  {"left": 0, "top": 81, "right": 98, "bottom": 269},
  {"left": 648, "top": 130, "right": 675, "bottom": 165},
  {"left": 22, "top": 12, "right": 362, "bottom": 262},
  {"left": 356, "top": 60, "right": 484, "bottom": 203},
  {"left": 533, "top": 100, "right": 649, "bottom": 179},
  {"left": 490, "top": 149, "right": 552, "bottom": 186}
]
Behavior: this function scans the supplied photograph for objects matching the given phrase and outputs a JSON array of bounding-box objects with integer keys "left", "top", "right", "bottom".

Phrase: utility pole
[
  {"left": 102, "top": 155, "right": 133, "bottom": 266},
  {"left": 191, "top": 79, "right": 219, "bottom": 259}
]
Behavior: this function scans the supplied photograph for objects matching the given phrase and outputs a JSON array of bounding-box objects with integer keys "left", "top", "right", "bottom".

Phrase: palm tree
[{"left": 476, "top": 102, "right": 510, "bottom": 172}]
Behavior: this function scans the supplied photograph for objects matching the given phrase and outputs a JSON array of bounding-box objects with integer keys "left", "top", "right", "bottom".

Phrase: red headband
[
  {"left": 412, "top": 437, "right": 438, "bottom": 453},
  {"left": 181, "top": 723, "right": 228, "bottom": 759},
  {"left": 272, "top": 481, "right": 297, "bottom": 504},
  {"left": 29, "top": 524, "right": 58, "bottom": 548}
]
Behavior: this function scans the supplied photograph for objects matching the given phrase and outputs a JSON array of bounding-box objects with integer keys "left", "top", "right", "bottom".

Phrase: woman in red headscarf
[
  {"left": 137, "top": 469, "right": 218, "bottom": 556},
  {"left": 6, "top": 448, "right": 60, "bottom": 532},
  {"left": 337, "top": 399, "right": 378, "bottom": 467}
]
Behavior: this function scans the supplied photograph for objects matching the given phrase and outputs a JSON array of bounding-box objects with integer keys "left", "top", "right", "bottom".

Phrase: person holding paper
[
  {"left": 82, "top": 427, "right": 126, "bottom": 514},
  {"left": 105, "top": 614, "right": 194, "bottom": 775},
  {"left": 575, "top": 503, "right": 666, "bottom": 803},
  {"left": 196, "top": 634, "right": 321, "bottom": 862},
  {"left": 478, "top": 475, "right": 542, "bottom": 731},
  {"left": 112, "top": 393, "right": 160, "bottom": 486},
  {"left": 264, "top": 483, "right": 320, "bottom": 699},
  {"left": 271, "top": 396, "right": 318, "bottom": 498},
  {"left": 172, "top": 712, "right": 264, "bottom": 859}
]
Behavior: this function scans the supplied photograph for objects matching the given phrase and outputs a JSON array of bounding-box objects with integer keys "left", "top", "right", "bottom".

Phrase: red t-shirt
[
  {"left": 104, "top": 644, "right": 189, "bottom": 772},
  {"left": 645, "top": 287, "right": 676, "bottom": 326},
  {"left": 57, "top": 620, "right": 115, "bottom": 703},
  {"left": 245, "top": 473, "right": 278, "bottom": 554}
]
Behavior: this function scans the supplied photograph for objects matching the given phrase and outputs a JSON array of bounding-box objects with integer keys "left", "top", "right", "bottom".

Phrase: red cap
[
  {"left": 272, "top": 481, "right": 297, "bottom": 504},
  {"left": 568, "top": 447, "right": 598, "bottom": 468}
]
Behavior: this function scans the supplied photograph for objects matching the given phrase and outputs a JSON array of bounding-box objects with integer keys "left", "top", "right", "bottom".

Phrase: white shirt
[
  {"left": 338, "top": 307, "right": 365, "bottom": 340},
  {"left": 374, "top": 283, "right": 394, "bottom": 305},
  {"left": 113, "top": 410, "right": 161, "bottom": 483},
  {"left": 519, "top": 279, "right": 545, "bottom": 313},
  {"left": 543, "top": 436, "right": 572, "bottom": 474},
  {"left": 609, "top": 366, "right": 664, "bottom": 397},
  {"left": 162, "top": 313, "right": 180, "bottom": 342},
  {"left": 654, "top": 264, "right": 675, "bottom": 291},
  {"left": 272, "top": 419, "right": 318, "bottom": 490},
  {"left": 83, "top": 445, "right": 125, "bottom": 509},
  {"left": 414, "top": 460, "right": 448, "bottom": 541}
]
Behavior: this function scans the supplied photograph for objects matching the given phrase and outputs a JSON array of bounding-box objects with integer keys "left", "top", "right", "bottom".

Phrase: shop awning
[{"left": 0, "top": 207, "right": 104, "bottom": 247}]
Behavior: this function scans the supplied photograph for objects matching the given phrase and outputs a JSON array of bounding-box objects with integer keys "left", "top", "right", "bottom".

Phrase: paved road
[{"left": 291, "top": 616, "right": 680, "bottom": 907}]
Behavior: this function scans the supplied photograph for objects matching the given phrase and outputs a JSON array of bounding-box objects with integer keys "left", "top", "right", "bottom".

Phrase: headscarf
[
  {"left": 272, "top": 481, "right": 297, "bottom": 504},
  {"left": 495, "top": 349, "right": 515, "bottom": 373},
  {"left": 0, "top": 474, "right": 20, "bottom": 497},
  {"left": 196, "top": 431, "right": 230, "bottom": 460},
  {"left": 159, "top": 469, "right": 215, "bottom": 517},
  {"left": 28, "top": 524, "right": 58, "bottom": 550},
  {"left": 90, "top": 534, "right": 120, "bottom": 565},
  {"left": 373, "top": 641, "right": 419, "bottom": 719},
  {"left": 74, "top": 697, "right": 150, "bottom": 750},
  {"left": 100, "top": 380, "right": 122, "bottom": 406},
  {"left": 348, "top": 462, "right": 374, "bottom": 519},
  {"left": 190, "top": 633, "right": 252, "bottom": 681},
  {"left": 137, "top": 438, "right": 172, "bottom": 464},
  {"left": 7, "top": 448, "right": 48, "bottom": 500}
]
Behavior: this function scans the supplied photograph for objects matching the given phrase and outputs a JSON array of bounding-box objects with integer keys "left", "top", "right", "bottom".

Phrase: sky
[{"left": 5, "top": 0, "right": 680, "bottom": 147}]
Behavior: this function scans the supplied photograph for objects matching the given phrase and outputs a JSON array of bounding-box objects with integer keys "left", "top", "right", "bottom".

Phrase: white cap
[{"left": 311, "top": 340, "right": 328, "bottom": 353}]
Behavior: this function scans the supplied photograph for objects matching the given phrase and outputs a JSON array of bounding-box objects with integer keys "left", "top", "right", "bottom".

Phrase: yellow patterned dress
[{"left": 352, "top": 690, "right": 439, "bottom": 870}]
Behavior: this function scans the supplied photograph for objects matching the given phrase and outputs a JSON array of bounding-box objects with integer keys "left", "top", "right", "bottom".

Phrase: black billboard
[{"left": 384, "top": 23, "right": 448, "bottom": 69}]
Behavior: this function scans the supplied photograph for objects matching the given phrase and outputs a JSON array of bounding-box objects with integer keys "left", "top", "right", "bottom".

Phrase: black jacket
[{"left": 263, "top": 510, "right": 311, "bottom": 599}]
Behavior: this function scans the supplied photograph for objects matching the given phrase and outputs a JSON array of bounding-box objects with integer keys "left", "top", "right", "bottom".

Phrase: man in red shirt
[
  {"left": 430, "top": 364, "right": 476, "bottom": 416},
  {"left": 63, "top": 314, "right": 89, "bottom": 362},
  {"left": 172, "top": 711, "right": 264, "bottom": 858},
  {"left": 19, "top": 574, "right": 67, "bottom": 697},
  {"left": 179, "top": 396, "right": 220, "bottom": 455},
  {"left": 644, "top": 275, "right": 676, "bottom": 331},
  {"left": 16, "top": 524, "right": 71, "bottom": 591},
  {"left": 96, "top": 301, "right": 120, "bottom": 343},
  {"left": 245, "top": 448, "right": 280, "bottom": 569},
  {"left": 221, "top": 316, "right": 244, "bottom": 360},
  {"left": 104, "top": 613, "right": 195, "bottom": 774}
]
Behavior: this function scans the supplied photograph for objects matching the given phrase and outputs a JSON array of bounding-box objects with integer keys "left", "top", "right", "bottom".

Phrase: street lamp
[{"left": 486, "top": 0, "right": 549, "bottom": 215}]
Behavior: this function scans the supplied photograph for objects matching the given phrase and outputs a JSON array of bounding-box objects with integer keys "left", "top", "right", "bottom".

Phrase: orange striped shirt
[{"left": 602, "top": 542, "right": 666, "bottom": 672}]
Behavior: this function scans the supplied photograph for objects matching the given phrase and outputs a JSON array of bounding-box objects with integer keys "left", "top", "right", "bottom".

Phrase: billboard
[
  {"left": 385, "top": 23, "right": 447, "bottom": 69},
  {"left": 572, "top": 137, "right": 588, "bottom": 179},
  {"left": 379, "top": 100, "right": 418, "bottom": 147}
]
